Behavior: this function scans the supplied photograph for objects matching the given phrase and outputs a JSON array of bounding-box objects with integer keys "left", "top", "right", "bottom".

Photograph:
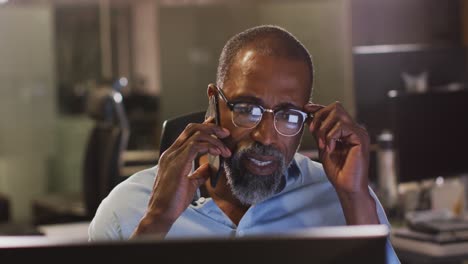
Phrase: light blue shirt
[{"left": 89, "top": 153, "right": 400, "bottom": 263}]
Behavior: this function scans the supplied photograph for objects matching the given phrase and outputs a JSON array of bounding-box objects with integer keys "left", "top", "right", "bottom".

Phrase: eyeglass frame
[{"left": 214, "top": 85, "right": 313, "bottom": 137}]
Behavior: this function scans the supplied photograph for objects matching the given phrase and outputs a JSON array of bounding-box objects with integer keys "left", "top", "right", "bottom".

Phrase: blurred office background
[{"left": 0, "top": 0, "right": 467, "bottom": 231}]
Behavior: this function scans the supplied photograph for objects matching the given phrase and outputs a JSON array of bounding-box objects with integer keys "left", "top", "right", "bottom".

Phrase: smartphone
[{"left": 205, "top": 95, "right": 224, "bottom": 188}]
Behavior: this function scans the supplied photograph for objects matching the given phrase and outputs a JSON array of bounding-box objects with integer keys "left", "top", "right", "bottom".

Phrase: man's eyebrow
[
  {"left": 275, "top": 102, "right": 302, "bottom": 110},
  {"left": 230, "top": 95, "right": 263, "bottom": 104},
  {"left": 230, "top": 95, "right": 302, "bottom": 110}
]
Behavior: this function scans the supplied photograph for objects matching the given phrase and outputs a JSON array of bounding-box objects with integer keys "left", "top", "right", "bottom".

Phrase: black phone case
[{"left": 208, "top": 95, "right": 223, "bottom": 188}]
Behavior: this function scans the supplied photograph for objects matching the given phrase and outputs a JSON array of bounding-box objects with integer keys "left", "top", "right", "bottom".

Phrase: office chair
[
  {"left": 158, "top": 111, "right": 207, "bottom": 197},
  {"left": 32, "top": 88, "right": 130, "bottom": 225},
  {"left": 159, "top": 111, "right": 206, "bottom": 157},
  {"left": 0, "top": 194, "right": 9, "bottom": 223}
]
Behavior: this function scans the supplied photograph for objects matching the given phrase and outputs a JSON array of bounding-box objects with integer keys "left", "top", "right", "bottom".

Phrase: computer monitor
[
  {"left": 389, "top": 90, "right": 468, "bottom": 183},
  {"left": 0, "top": 225, "right": 389, "bottom": 263}
]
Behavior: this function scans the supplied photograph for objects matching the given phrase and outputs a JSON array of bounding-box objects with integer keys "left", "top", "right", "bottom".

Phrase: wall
[
  {"left": 159, "top": 4, "right": 257, "bottom": 123},
  {"left": 352, "top": 0, "right": 461, "bottom": 46},
  {"left": 131, "top": 0, "right": 160, "bottom": 96},
  {"left": 48, "top": 116, "right": 93, "bottom": 193},
  {"left": 0, "top": 5, "right": 56, "bottom": 222}
]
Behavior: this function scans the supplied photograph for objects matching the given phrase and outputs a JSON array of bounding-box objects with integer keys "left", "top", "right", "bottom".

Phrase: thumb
[{"left": 187, "top": 163, "right": 212, "bottom": 186}]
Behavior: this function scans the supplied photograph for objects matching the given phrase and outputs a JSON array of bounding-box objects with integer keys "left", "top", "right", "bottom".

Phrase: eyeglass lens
[{"left": 231, "top": 103, "right": 306, "bottom": 136}]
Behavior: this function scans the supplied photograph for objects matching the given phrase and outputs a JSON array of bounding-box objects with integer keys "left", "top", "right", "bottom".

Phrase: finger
[
  {"left": 190, "top": 132, "right": 231, "bottom": 157},
  {"left": 171, "top": 122, "right": 230, "bottom": 150},
  {"left": 187, "top": 163, "right": 211, "bottom": 186},
  {"left": 181, "top": 141, "right": 226, "bottom": 163},
  {"left": 158, "top": 142, "right": 220, "bottom": 180},
  {"left": 315, "top": 109, "right": 338, "bottom": 147},
  {"left": 309, "top": 102, "right": 352, "bottom": 132},
  {"left": 308, "top": 104, "right": 333, "bottom": 133},
  {"left": 326, "top": 123, "right": 362, "bottom": 153},
  {"left": 303, "top": 102, "right": 325, "bottom": 114},
  {"left": 332, "top": 102, "right": 353, "bottom": 123},
  {"left": 308, "top": 106, "right": 335, "bottom": 151},
  {"left": 325, "top": 122, "right": 342, "bottom": 153},
  {"left": 347, "top": 124, "right": 370, "bottom": 149},
  {"left": 204, "top": 116, "right": 215, "bottom": 123}
]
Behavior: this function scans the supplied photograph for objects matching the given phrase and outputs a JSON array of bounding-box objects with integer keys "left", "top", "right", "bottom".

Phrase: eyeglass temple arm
[{"left": 215, "top": 86, "right": 235, "bottom": 110}]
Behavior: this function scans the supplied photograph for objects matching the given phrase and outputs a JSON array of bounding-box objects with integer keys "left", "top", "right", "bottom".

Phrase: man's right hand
[{"left": 131, "top": 117, "right": 231, "bottom": 238}]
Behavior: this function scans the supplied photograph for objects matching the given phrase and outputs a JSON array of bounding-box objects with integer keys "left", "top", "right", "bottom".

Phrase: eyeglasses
[{"left": 215, "top": 86, "right": 312, "bottom": 137}]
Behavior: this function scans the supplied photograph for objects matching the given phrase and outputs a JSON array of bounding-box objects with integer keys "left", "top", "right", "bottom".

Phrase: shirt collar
[{"left": 271, "top": 153, "right": 304, "bottom": 196}]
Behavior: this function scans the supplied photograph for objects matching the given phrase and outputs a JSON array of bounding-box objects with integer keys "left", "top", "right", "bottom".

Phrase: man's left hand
[{"left": 304, "top": 101, "right": 379, "bottom": 225}]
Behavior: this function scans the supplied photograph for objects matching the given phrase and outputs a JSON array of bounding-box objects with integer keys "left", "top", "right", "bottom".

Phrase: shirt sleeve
[
  {"left": 368, "top": 187, "right": 401, "bottom": 264},
  {"left": 88, "top": 195, "right": 124, "bottom": 241},
  {"left": 87, "top": 165, "right": 158, "bottom": 241}
]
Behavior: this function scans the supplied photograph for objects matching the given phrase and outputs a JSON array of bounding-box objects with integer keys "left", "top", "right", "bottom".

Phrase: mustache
[{"left": 236, "top": 142, "right": 284, "bottom": 161}]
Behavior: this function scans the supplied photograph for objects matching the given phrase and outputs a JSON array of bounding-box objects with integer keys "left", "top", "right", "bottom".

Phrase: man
[{"left": 89, "top": 25, "right": 399, "bottom": 263}]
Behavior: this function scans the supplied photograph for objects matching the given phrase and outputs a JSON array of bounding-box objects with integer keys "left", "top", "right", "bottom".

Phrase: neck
[
  {"left": 198, "top": 154, "right": 250, "bottom": 225},
  {"left": 204, "top": 174, "right": 250, "bottom": 226}
]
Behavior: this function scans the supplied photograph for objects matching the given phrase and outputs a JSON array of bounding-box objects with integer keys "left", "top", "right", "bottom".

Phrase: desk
[
  {"left": 392, "top": 231, "right": 468, "bottom": 264},
  {"left": 38, "top": 221, "right": 90, "bottom": 241}
]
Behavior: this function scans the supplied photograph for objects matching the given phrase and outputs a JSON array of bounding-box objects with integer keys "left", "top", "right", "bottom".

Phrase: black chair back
[
  {"left": 84, "top": 88, "right": 129, "bottom": 218},
  {"left": 31, "top": 87, "right": 130, "bottom": 225},
  {"left": 159, "top": 111, "right": 206, "bottom": 157}
]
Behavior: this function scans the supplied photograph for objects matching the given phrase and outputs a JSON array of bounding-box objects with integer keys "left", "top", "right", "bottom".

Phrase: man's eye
[
  {"left": 236, "top": 106, "right": 251, "bottom": 114},
  {"left": 235, "top": 104, "right": 261, "bottom": 115}
]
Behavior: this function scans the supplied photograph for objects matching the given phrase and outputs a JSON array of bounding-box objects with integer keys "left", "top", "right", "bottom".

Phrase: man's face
[{"left": 217, "top": 47, "right": 312, "bottom": 205}]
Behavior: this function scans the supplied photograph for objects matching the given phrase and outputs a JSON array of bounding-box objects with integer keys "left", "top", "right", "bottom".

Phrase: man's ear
[{"left": 207, "top": 83, "right": 217, "bottom": 98}]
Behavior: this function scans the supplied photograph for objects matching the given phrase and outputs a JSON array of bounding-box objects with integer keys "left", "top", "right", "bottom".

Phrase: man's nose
[{"left": 250, "top": 111, "right": 278, "bottom": 146}]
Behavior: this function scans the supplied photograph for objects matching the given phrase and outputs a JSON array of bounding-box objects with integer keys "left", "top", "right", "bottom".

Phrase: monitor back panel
[{"left": 0, "top": 235, "right": 387, "bottom": 264}]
